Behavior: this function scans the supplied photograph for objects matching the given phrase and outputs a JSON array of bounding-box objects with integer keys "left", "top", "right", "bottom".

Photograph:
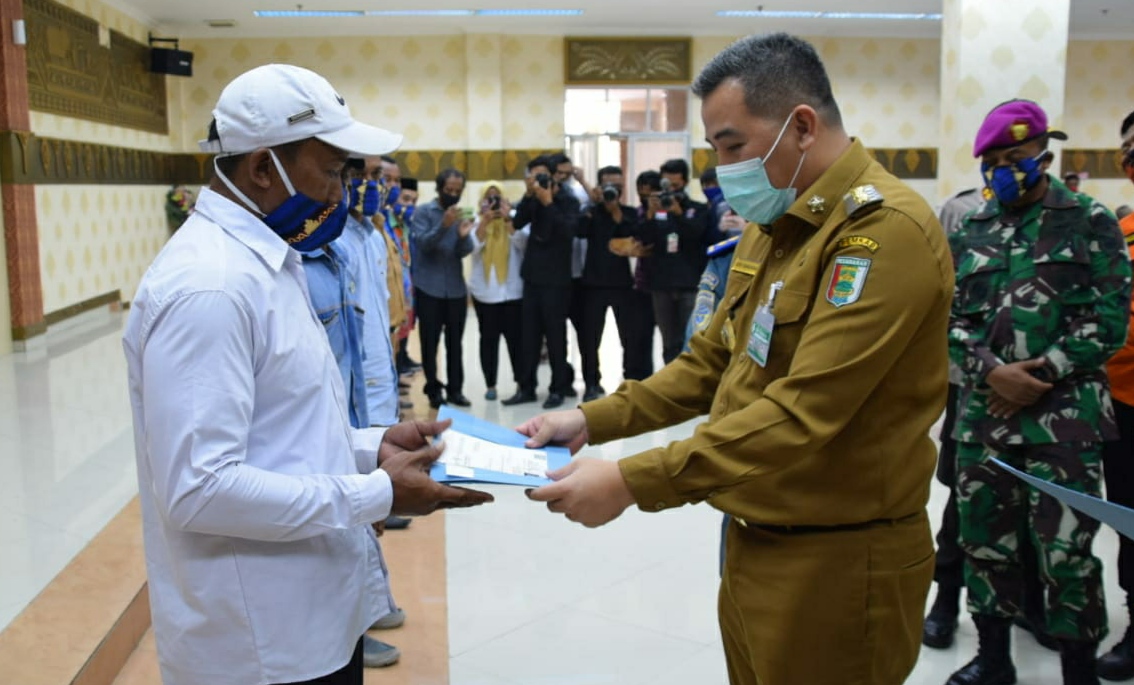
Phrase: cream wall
[
  {"left": 174, "top": 34, "right": 565, "bottom": 154},
  {"left": 28, "top": 0, "right": 178, "bottom": 314},
  {"left": 35, "top": 186, "right": 167, "bottom": 312},
  {"left": 692, "top": 36, "right": 942, "bottom": 152},
  {"left": 1065, "top": 40, "right": 1134, "bottom": 211}
]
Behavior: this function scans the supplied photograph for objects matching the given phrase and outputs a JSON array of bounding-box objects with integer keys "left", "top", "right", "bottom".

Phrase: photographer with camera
[
  {"left": 637, "top": 159, "right": 711, "bottom": 364},
  {"left": 502, "top": 156, "right": 581, "bottom": 409},
  {"left": 409, "top": 168, "right": 474, "bottom": 409},
  {"left": 576, "top": 165, "right": 637, "bottom": 402}
]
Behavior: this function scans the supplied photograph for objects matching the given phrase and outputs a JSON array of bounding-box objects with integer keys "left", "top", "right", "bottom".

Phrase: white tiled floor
[{"left": 1, "top": 308, "right": 1130, "bottom": 684}]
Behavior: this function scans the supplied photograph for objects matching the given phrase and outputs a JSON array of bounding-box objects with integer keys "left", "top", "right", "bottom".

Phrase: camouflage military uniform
[{"left": 949, "top": 177, "right": 1132, "bottom": 641}]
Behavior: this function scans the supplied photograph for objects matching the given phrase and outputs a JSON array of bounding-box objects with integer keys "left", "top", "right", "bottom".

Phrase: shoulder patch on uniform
[
  {"left": 691, "top": 289, "right": 716, "bottom": 333},
  {"left": 843, "top": 184, "right": 884, "bottom": 219},
  {"left": 706, "top": 235, "right": 740, "bottom": 257},
  {"left": 826, "top": 256, "right": 872, "bottom": 308},
  {"left": 699, "top": 269, "right": 721, "bottom": 291},
  {"left": 731, "top": 259, "right": 759, "bottom": 276},
  {"left": 835, "top": 235, "right": 880, "bottom": 253}
]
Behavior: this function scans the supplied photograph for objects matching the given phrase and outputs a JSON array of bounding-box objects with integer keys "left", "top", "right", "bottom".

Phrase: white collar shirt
[
  {"left": 122, "top": 188, "right": 393, "bottom": 685},
  {"left": 467, "top": 223, "right": 527, "bottom": 303}
]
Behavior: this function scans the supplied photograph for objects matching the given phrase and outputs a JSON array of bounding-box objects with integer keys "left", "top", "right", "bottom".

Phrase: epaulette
[
  {"left": 843, "top": 184, "right": 884, "bottom": 219},
  {"left": 706, "top": 235, "right": 740, "bottom": 257}
]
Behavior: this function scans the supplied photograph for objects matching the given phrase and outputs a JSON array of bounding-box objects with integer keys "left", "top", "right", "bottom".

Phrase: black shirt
[
  {"left": 515, "top": 192, "right": 580, "bottom": 287},
  {"left": 578, "top": 203, "right": 636, "bottom": 288},
  {"left": 635, "top": 198, "right": 709, "bottom": 291}
]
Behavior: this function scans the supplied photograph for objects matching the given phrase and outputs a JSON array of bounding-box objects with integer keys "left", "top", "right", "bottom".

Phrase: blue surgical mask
[
  {"left": 715, "top": 113, "right": 805, "bottom": 225},
  {"left": 386, "top": 184, "right": 401, "bottom": 207},
  {"left": 704, "top": 185, "right": 724, "bottom": 204},
  {"left": 215, "top": 150, "right": 349, "bottom": 252},
  {"left": 981, "top": 153, "right": 1046, "bottom": 205}
]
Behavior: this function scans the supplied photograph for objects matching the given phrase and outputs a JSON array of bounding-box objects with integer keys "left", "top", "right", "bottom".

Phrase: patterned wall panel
[
  {"left": 24, "top": 0, "right": 168, "bottom": 134},
  {"left": 690, "top": 36, "right": 942, "bottom": 152},
  {"left": 35, "top": 184, "right": 167, "bottom": 313},
  {"left": 565, "top": 37, "right": 692, "bottom": 85}
]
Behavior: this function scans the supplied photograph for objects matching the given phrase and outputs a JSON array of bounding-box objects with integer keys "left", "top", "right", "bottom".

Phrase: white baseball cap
[{"left": 198, "top": 64, "right": 403, "bottom": 158}]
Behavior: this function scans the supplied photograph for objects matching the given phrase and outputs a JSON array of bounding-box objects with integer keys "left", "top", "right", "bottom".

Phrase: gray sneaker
[
  {"left": 362, "top": 635, "right": 400, "bottom": 668},
  {"left": 370, "top": 607, "right": 406, "bottom": 630}
]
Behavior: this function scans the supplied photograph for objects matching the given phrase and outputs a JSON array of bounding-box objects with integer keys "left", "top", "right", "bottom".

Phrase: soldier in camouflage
[{"left": 948, "top": 100, "right": 1133, "bottom": 685}]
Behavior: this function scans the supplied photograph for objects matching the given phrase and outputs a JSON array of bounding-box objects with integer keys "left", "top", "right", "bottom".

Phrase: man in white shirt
[{"left": 123, "top": 64, "right": 492, "bottom": 685}]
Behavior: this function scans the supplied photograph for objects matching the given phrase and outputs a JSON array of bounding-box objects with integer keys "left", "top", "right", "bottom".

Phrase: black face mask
[{"left": 439, "top": 192, "right": 461, "bottom": 209}]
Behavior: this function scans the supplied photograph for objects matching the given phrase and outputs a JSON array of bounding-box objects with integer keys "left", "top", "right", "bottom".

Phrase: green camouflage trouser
[{"left": 956, "top": 441, "right": 1107, "bottom": 641}]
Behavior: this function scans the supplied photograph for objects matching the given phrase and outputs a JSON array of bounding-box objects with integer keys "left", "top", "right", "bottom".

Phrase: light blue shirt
[
  {"left": 301, "top": 241, "right": 369, "bottom": 429},
  {"left": 341, "top": 215, "right": 399, "bottom": 426}
]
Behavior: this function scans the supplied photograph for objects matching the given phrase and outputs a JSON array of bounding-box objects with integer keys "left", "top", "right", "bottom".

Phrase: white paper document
[{"left": 439, "top": 429, "right": 549, "bottom": 478}]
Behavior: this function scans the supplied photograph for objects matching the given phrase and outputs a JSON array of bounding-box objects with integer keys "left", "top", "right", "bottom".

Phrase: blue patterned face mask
[
  {"left": 216, "top": 150, "right": 349, "bottom": 251},
  {"left": 385, "top": 183, "right": 401, "bottom": 207},
  {"left": 715, "top": 112, "right": 806, "bottom": 225},
  {"left": 981, "top": 153, "right": 1046, "bottom": 205}
]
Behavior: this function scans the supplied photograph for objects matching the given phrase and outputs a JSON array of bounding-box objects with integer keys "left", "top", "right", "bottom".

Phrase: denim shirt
[
  {"left": 301, "top": 240, "right": 369, "bottom": 429},
  {"left": 410, "top": 199, "right": 474, "bottom": 298},
  {"left": 339, "top": 215, "right": 399, "bottom": 426}
]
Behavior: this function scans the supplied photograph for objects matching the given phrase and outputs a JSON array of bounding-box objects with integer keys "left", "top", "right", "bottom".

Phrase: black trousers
[
  {"left": 936, "top": 383, "right": 1045, "bottom": 613},
  {"left": 520, "top": 283, "right": 572, "bottom": 394},
  {"left": 1103, "top": 398, "right": 1134, "bottom": 594},
  {"left": 415, "top": 288, "right": 467, "bottom": 397},
  {"left": 274, "top": 639, "right": 362, "bottom": 685},
  {"left": 623, "top": 289, "right": 656, "bottom": 381},
  {"left": 472, "top": 298, "right": 522, "bottom": 389},
  {"left": 652, "top": 289, "right": 697, "bottom": 365},
  {"left": 579, "top": 286, "right": 634, "bottom": 388}
]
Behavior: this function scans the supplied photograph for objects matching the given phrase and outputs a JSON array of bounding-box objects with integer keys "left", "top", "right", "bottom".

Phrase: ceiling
[{"left": 106, "top": 0, "right": 1134, "bottom": 40}]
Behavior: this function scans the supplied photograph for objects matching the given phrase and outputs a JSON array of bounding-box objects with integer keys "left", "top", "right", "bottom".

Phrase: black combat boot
[
  {"left": 1060, "top": 639, "right": 1101, "bottom": 685},
  {"left": 924, "top": 584, "right": 962, "bottom": 649},
  {"left": 946, "top": 615, "right": 1017, "bottom": 685},
  {"left": 1099, "top": 600, "right": 1134, "bottom": 681}
]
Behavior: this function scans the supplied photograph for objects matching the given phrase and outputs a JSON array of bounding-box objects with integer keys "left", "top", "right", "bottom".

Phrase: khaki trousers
[{"left": 719, "top": 510, "right": 934, "bottom": 685}]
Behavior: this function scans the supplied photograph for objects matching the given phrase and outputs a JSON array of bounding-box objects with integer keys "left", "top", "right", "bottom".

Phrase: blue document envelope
[
  {"left": 429, "top": 406, "right": 572, "bottom": 487},
  {"left": 993, "top": 458, "right": 1134, "bottom": 542}
]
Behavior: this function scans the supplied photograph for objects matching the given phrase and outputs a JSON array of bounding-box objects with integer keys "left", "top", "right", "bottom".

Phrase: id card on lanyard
[{"left": 747, "top": 281, "right": 783, "bottom": 367}]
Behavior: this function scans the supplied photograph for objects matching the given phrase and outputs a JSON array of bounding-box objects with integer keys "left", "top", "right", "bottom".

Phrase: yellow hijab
[{"left": 480, "top": 182, "right": 510, "bottom": 285}]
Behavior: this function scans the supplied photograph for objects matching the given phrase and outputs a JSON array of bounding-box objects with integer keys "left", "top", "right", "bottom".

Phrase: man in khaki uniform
[{"left": 524, "top": 32, "right": 953, "bottom": 685}]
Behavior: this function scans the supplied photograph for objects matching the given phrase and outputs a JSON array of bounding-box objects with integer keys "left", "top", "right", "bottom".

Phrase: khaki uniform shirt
[{"left": 581, "top": 140, "right": 954, "bottom": 526}]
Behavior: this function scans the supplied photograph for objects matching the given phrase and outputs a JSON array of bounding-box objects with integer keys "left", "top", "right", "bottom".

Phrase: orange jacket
[{"left": 1107, "top": 212, "right": 1134, "bottom": 406}]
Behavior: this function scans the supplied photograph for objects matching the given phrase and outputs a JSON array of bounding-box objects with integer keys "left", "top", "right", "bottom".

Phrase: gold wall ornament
[
  {"left": 24, "top": 0, "right": 169, "bottom": 134},
  {"left": 1061, "top": 149, "right": 1128, "bottom": 179},
  {"left": 565, "top": 37, "right": 692, "bottom": 85}
]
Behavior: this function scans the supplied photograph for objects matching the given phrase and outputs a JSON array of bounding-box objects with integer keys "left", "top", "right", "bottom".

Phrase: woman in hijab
[{"left": 468, "top": 182, "right": 525, "bottom": 401}]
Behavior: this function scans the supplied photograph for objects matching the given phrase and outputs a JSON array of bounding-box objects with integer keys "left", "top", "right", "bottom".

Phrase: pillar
[{"left": 0, "top": 0, "right": 43, "bottom": 346}]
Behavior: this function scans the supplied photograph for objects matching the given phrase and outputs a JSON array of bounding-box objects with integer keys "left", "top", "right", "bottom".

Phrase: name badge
[
  {"left": 747, "top": 281, "right": 784, "bottom": 367},
  {"left": 666, "top": 232, "right": 679, "bottom": 253}
]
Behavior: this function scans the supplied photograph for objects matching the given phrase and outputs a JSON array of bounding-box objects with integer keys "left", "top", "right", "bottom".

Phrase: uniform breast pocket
[
  {"left": 955, "top": 257, "right": 1007, "bottom": 316},
  {"left": 1034, "top": 243, "right": 1092, "bottom": 305},
  {"left": 765, "top": 289, "right": 811, "bottom": 370}
]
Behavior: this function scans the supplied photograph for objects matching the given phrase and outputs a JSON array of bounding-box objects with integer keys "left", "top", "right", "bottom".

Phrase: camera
[
  {"left": 489, "top": 195, "right": 501, "bottom": 211},
  {"left": 601, "top": 184, "right": 620, "bottom": 203},
  {"left": 535, "top": 173, "right": 552, "bottom": 189},
  {"left": 658, "top": 178, "right": 685, "bottom": 207}
]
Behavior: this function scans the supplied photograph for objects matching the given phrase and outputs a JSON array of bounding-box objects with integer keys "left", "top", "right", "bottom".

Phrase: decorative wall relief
[
  {"left": 1062, "top": 150, "right": 1128, "bottom": 180},
  {"left": 566, "top": 37, "right": 692, "bottom": 85},
  {"left": 24, "top": 0, "right": 169, "bottom": 134}
]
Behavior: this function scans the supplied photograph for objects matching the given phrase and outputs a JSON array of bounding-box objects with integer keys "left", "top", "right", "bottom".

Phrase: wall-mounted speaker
[{"left": 150, "top": 47, "right": 193, "bottom": 76}]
